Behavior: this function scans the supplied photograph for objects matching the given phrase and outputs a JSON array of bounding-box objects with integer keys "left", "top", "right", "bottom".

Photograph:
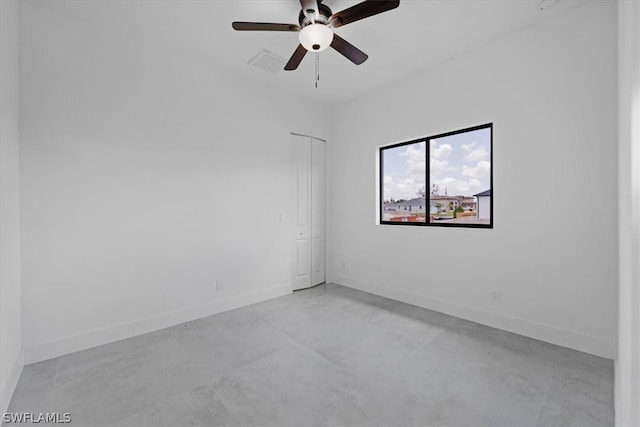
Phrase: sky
[{"left": 382, "top": 127, "right": 491, "bottom": 201}]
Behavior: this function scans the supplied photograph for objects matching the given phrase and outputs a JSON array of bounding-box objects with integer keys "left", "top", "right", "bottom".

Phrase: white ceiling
[{"left": 30, "top": 0, "right": 583, "bottom": 106}]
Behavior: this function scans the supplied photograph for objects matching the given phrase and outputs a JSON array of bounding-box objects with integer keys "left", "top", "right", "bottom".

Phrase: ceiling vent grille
[{"left": 248, "top": 49, "right": 286, "bottom": 74}]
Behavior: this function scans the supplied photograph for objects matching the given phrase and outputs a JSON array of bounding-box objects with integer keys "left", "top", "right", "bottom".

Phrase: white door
[{"left": 292, "top": 137, "right": 325, "bottom": 290}]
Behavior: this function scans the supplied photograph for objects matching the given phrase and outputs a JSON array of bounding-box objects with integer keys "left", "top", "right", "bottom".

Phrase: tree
[
  {"left": 431, "top": 184, "right": 440, "bottom": 196},
  {"left": 416, "top": 186, "right": 425, "bottom": 198}
]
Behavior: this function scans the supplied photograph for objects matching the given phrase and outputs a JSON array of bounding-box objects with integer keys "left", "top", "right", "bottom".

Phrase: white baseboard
[
  {"left": 334, "top": 275, "right": 615, "bottom": 359},
  {"left": 1, "top": 348, "right": 24, "bottom": 419},
  {"left": 24, "top": 284, "right": 291, "bottom": 365}
]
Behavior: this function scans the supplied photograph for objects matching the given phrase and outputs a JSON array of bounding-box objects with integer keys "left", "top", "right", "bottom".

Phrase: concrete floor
[{"left": 8, "top": 283, "right": 614, "bottom": 426}]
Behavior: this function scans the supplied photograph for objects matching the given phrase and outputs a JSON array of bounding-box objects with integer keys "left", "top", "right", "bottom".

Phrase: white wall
[
  {"left": 19, "top": 3, "right": 330, "bottom": 363},
  {"left": 616, "top": 0, "right": 640, "bottom": 425},
  {"left": 329, "top": 1, "right": 618, "bottom": 358},
  {"left": 0, "top": 0, "right": 24, "bottom": 416}
]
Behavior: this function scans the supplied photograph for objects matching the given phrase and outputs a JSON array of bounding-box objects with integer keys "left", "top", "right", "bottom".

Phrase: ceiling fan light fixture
[{"left": 298, "top": 24, "right": 333, "bottom": 52}]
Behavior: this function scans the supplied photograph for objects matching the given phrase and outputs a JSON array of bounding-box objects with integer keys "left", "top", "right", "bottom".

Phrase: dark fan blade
[
  {"left": 330, "top": 34, "right": 368, "bottom": 65},
  {"left": 284, "top": 44, "right": 308, "bottom": 70},
  {"left": 329, "top": 0, "right": 400, "bottom": 28},
  {"left": 300, "top": 0, "right": 319, "bottom": 20},
  {"left": 232, "top": 22, "right": 300, "bottom": 31}
]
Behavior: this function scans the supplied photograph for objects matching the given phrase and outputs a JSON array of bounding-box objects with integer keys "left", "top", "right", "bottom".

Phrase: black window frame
[{"left": 379, "top": 123, "right": 493, "bottom": 229}]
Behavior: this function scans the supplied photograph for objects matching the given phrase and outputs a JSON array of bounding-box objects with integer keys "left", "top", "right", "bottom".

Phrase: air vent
[
  {"left": 248, "top": 49, "right": 286, "bottom": 74},
  {"left": 537, "top": 0, "right": 558, "bottom": 10}
]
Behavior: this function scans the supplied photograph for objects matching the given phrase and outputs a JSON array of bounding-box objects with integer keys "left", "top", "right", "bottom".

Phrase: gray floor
[{"left": 8, "top": 283, "right": 614, "bottom": 427}]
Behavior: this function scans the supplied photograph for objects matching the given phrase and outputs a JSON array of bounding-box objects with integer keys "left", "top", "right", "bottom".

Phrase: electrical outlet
[
  {"left": 216, "top": 280, "right": 224, "bottom": 291},
  {"left": 491, "top": 289, "right": 502, "bottom": 303}
]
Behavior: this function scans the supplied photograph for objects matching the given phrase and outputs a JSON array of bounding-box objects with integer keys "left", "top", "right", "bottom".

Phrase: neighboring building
[
  {"left": 384, "top": 197, "right": 426, "bottom": 214},
  {"left": 459, "top": 197, "right": 476, "bottom": 211},
  {"left": 429, "top": 195, "right": 476, "bottom": 214},
  {"left": 474, "top": 189, "right": 491, "bottom": 220}
]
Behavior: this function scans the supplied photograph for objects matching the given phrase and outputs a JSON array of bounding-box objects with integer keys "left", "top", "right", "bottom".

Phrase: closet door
[{"left": 291, "top": 137, "right": 325, "bottom": 290}]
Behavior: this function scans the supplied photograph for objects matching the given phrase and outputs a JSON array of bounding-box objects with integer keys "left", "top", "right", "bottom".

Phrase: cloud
[
  {"left": 432, "top": 176, "right": 483, "bottom": 195},
  {"left": 429, "top": 141, "right": 455, "bottom": 177},
  {"left": 456, "top": 178, "right": 482, "bottom": 193},
  {"left": 462, "top": 160, "right": 490, "bottom": 178},
  {"left": 399, "top": 141, "right": 426, "bottom": 178},
  {"left": 462, "top": 141, "right": 489, "bottom": 162},
  {"left": 384, "top": 177, "right": 425, "bottom": 200},
  {"left": 384, "top": 143, "right": 425, "bottom": 200},
  {"left": 430, "top": 141, "right": 453, "bottom": 161},
  {"left": 466, "top": 147, "right": 489, "bottom": 162},
  {"left": 430, "top": 159, "right": 455, "bottom": 177},
  {"left": 438, "top": 177, "right": 456, "bottom": 186},
  {"left": 462, "top": 141, "right": 477, "bottom": 151}
]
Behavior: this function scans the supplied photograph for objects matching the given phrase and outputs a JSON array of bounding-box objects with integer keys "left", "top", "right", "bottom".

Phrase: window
[{"left": 380, "top": 123, "right": 493, "bottom": 228}]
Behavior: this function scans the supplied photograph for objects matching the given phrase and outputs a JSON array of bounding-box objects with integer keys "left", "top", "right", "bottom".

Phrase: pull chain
[{"left": 315, "top": 52, "right": 320, "bottom": 88}]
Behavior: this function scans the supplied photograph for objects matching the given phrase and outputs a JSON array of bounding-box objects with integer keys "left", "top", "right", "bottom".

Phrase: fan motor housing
[{"left": 298, "top": 3, "right": 332, "bottom": 27}]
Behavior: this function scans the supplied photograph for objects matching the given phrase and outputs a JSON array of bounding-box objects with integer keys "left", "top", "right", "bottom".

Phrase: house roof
[
  {"left": 386, "top": 197, "right": 425, "bottom": 206},
  {"left": 431, "top": 195, "right": 467, "bottom": 201},
  {"left": 474, "top": 189, "right": 492, "bottom": 197}
]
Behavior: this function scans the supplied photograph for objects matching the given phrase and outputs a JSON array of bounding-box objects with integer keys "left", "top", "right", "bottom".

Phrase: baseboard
[
  {"left": 334, "top": 275, "right": 615, "bottom": 359},
  {"left": 1, "top": 349, "right": 24, "bottom": 419},
  {"left": 24, "top": 284, "right": 291, "bottom": 365}
]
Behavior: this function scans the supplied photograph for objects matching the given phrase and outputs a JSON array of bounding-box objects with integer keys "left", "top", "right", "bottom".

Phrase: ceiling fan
[{"left": 232, "top": 0, "right": 400, "bottom": 71}]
